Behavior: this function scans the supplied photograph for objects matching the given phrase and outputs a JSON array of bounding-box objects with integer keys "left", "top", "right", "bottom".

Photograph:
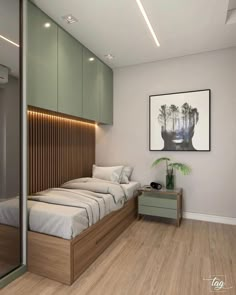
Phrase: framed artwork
[{"left": 149, "top": 89, "right": 211, "bottom": 151}]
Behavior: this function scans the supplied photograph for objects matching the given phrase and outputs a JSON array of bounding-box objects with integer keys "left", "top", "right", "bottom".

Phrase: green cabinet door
[
  {"left": 27, "top": 3, "right": 58, "bottom": 111},
  {"left": 82, "top": 47, "right": 100, "bottom": 121},
  {"left": 58, "top": 28, "right": 83, "bottom": 117},
  {"left": 99, "top": 61, "right": 113, "bottom": 124}
]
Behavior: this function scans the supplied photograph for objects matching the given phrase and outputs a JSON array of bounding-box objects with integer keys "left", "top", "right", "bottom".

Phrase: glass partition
[{"left": 0, "top": 0, "right": 22, "bottom": 279}]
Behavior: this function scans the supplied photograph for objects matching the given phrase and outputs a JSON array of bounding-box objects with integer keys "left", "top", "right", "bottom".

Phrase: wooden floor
[{"left": 1, "top": 219, "right": 236, "bottom": 295}]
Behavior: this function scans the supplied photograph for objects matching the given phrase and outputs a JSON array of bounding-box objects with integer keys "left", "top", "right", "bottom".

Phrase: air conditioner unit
[{"left": 0, "top": 65, "right": 9, "bottom": 84}]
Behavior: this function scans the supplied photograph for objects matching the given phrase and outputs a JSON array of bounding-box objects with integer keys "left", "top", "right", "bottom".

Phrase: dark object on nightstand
[{"left": 150, "top": 182, "right": 162, "bottom": 190}]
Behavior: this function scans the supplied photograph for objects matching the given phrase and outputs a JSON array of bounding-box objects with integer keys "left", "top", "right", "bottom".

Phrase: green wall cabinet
[
  {"left": 82, "top": 53, "right": 113, "bottom": 124},
  {"left": 27, "top": 2, "right": 58, "bottom": 111},
  {"left": 58, "top": 28, "right": 83, "bottom": 117},
  {"left": 82, "top": 47, "right": 100, "bottom": 122},
  {"left": 27, "top": 3, "right": 113, "bottom": 124},
  {"left": 99, "top": 61, "right": 113, "bottom": 124}
]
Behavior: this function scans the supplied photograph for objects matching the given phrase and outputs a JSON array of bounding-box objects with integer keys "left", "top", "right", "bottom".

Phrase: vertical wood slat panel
[{"left": 28, "top": 108, "right": 96, "bottom": 195}]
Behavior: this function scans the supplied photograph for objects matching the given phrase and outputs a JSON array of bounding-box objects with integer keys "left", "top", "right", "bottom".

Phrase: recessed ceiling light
[
  {"left": 89, "top": 57, "right": 95, "bottom": 61},
  {"left": 0, "top": 34, "right": 19, "bottom": 47},
  {"left": 44, "top": 22, "right": 51, "bottom": 28},
  {"left": 62, "top": 14, "right": 78, "bottom": 24},
  {"left": 136, "top": 0, "right": 160, "bottom": 47},
  {"left": 104, "top": 54, "right": 114, "bottom": 60}
]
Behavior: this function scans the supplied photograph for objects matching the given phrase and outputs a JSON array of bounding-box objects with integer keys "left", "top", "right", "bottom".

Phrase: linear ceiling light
[
  {"left": 0, "top": 34, "right": 19, "bottom": 47},
  {"left": 136, "top": 0, "right": 160, "bottom": 47}
]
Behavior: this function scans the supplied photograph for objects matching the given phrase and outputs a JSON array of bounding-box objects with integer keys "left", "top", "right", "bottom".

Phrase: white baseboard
[{"left": 183, "top": 212, "right": 236, "bottom": 225}]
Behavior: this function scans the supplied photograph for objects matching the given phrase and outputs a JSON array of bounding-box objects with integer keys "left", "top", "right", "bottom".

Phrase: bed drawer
[
  {"left": 138, "top": 205, "right": 177, "bottom": 219},
  {"left": 73, "top": 197, "right": 137, "bottom": 281},
  {"left": 139, "top": 195, "right": 177, "bottom": 209}
]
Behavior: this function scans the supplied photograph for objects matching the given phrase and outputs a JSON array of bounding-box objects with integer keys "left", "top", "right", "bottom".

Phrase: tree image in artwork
[{"left": 158, "top": 102, "right": 199, "bottom": 150}]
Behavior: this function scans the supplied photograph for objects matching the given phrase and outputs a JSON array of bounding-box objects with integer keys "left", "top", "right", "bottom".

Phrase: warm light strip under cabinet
[{"left": 27, "top": 110, "right": 96, "bottom": 127}]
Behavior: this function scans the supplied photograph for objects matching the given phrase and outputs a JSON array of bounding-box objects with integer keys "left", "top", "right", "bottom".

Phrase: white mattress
[
  {"left": 0, "top": 197, "right": 20, "bottom": 227},
  {"left": 28, "top": 199, "right": 121, "bottom": 240},
  {"left": 0, "top": 196, "right": 124, "bottom": 240},
  {"left": 121, "top": 181, "right": 141, "bottom": 200},
  {"left": 0, "top": 180, "right": 141, "bottom": 240}
]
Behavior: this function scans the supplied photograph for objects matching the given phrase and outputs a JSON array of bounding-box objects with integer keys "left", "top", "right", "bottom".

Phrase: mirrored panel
[{"left": 0, "top": 0, "right": 21, "bottom": 278}]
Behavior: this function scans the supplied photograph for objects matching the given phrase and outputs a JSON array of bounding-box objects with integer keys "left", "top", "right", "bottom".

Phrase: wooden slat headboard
[{"left": 28, "top": 108, "right": 96, "bottom": 194}]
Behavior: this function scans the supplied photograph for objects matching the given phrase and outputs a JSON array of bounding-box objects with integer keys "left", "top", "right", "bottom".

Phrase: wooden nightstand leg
[
  {"left": 177, "top": 217, "right": 180, "bottom": 227},
  {"left": 176, "top": 192, "right": 182, "bottom": 227}
]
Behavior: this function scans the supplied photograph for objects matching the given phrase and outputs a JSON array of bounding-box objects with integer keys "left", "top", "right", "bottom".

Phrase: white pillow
[
  {"left": 120, "top": 166, "right": 133, "bottom": 184},
  {"left": 92, "top": 165, "right": 124, "bottom": 183}
]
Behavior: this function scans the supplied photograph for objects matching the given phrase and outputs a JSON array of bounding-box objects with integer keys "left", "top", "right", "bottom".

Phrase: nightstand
[{"left": 138, "top": 187, "right": 183, "bottom": 226}]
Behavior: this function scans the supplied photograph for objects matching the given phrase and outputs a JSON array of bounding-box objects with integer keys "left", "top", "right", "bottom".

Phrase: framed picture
[{"left": 149, "top": 89, "right": 211, "bottom": 151}]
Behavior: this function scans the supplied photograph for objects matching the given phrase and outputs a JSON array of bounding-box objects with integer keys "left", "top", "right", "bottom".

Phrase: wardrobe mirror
[{"left": 0, "top": 0, "right": 21, "bottom": 278}]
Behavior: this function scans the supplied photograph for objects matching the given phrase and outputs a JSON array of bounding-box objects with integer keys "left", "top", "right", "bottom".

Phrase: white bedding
[
  {"left": 63, "top": 177, "right": 140, "bottom": 200},
  {"left": 0, "top": 178, "right": 140, "bottom": 240},
  {"left": 0, "top": 198, "right": 95, "bottom": 239},
  {"left": 0, "top": 197, "right": 20, "bottom": 227},
  {"left": 121, "top": 181, "right": 141, "bottom": 200},
  {"left": 28, "top": 186, "right": 125, "bottom": 239}
]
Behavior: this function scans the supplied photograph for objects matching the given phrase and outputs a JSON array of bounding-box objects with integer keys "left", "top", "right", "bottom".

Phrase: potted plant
[{"left": 152, "top": 157, "right": 191, "bottom": 189}]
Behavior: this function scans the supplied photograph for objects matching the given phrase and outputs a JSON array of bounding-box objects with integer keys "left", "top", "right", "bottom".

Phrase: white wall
[{"left": 96, "top": 48, "right": 236, "bottom": 218}]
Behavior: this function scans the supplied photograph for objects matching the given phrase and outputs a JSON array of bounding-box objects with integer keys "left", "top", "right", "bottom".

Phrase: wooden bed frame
[
  {"left": 28, "top": 196, "right": 138, "bottom": 285},
  {"left": 27, "top": 109, "right": 138, "bottom": 285}
]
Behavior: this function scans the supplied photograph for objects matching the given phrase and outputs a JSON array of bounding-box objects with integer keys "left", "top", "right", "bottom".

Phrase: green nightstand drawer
[
  {"left": 142, "top": 192, "right": 177, "bottom": 199},
  {"left": 139, "top": 195, "right": 177, "bottom": 209},
  {"left": 138, "top": 206, "right": 177, "bottom": 219}
]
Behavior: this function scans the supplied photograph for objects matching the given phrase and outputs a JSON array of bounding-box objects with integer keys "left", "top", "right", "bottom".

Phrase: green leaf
[
  {"left": 168, "top": 163, "right": 191, "bottom": 175},
  {"left": 151, "top": 157, "right": 170, "bottom": 168}
]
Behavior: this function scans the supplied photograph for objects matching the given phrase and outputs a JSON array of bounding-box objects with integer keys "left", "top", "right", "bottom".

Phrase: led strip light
[
  {"left": 0, "top": 34, "right": 20, "bottom": 47},
  {"left": 136, "top": 0, "right": 160, "bottom": 47}
]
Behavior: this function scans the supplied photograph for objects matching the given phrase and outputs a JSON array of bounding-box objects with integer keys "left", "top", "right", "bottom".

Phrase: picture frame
[{"left": 149, "top": 89, "right": 211, "bottom": 151}]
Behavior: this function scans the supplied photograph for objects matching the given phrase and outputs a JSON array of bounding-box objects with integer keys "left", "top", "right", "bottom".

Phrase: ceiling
[
  {"left": 0, "top": 0, "right": 19, "bottom": 76},
  {"left": 33, "top": 0, "right": 236, "bottom": 68}
]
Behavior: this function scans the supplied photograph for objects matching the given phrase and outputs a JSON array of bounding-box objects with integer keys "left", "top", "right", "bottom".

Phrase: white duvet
[{"left": 0, "top": 178, "right": 129, "bottom": 240}]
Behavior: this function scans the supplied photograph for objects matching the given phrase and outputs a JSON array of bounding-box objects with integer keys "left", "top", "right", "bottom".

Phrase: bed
[{"left": 0, "top": 177, "right": 140, "bottom": 285}]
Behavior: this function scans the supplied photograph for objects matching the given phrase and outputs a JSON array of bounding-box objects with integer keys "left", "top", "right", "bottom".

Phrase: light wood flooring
[{"left": 1, "top": 219, "right": 236, "bottom": 295}]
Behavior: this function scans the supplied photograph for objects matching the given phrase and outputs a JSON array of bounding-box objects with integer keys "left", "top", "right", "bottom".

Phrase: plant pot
[{"left": 166, "top": 175, "right": 174, "bottom": 190}]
